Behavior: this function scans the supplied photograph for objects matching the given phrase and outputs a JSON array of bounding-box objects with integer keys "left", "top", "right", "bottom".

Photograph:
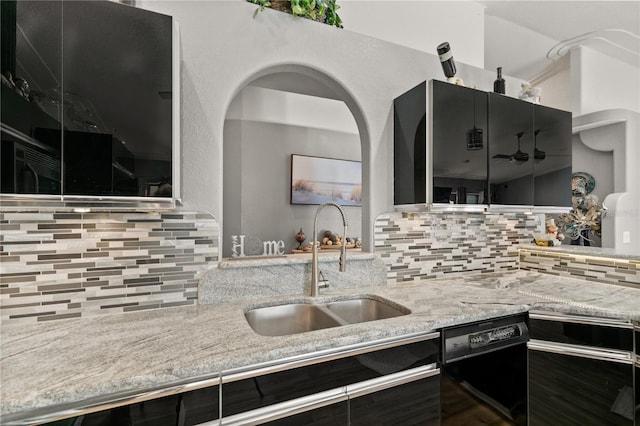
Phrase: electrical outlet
[{"left": 622, "top": 231, "right": 631, "bottom": 244}]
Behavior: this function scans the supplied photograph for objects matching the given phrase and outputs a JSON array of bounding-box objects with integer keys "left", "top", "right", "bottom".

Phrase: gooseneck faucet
[{"left": 311, "top": 202, "right": 348, "bottom": 297}]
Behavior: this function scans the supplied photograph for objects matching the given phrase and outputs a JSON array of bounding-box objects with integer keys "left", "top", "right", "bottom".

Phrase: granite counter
[{"left": 2, "top": 270, "right": 639, "bottom": 424}]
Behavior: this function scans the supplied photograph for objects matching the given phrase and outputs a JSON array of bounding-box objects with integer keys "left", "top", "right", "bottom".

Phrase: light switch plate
[{"left": 622, "top": 231, "right": 631, "bottom": 244}]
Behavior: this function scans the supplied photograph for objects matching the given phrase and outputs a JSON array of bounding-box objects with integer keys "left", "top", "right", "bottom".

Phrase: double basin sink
[{"left": 245, "top": 296, "right": 410, "bottom": 336}]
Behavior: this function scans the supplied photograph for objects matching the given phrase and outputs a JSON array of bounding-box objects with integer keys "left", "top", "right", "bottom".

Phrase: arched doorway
[{"left": 221, "top": 65, "right": 368, "bottom": 258}]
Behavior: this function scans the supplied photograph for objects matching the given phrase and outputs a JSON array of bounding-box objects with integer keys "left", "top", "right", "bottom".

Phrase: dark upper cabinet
[
  {"left": 1, "top": 1, "right": 63, "bottom": 196},
  {"left": 488, "top": 92, "right": 535, "bottom": 206},
  {"left": 1, "top": 0, "right": 174, "bottom": 200},
  {"left": 532, "top": 104, "right": 572, "bottom": 207},
  {"left": 394, "top": 81, "right": 427, "bottom": 205},
  {"left": 393, "top": 79, "right": 572, "bottom": 208},
  {"left": 489, "top": 95, "right": 572, "bottom": 207},
  {"left": 431, "top": 80, "right": 488, "bottom": 205}
]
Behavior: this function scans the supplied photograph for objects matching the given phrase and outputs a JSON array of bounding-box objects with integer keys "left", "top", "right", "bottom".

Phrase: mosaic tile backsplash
[
  {"left": 0, "top": 211, "right": 219, "bottom": 323},
  {"left": 519, "top": 248, "right": 640, "bottom": 289},
  {"left": 374, "top": 211, "right": 540, "bottom": 283}
]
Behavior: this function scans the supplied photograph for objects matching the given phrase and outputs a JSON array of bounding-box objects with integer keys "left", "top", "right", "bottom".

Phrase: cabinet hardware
[
  {"left": 528, "top": 339, "right": 633, "bottom": 364},
  {"left": 529, "top": 311, "right": 634, "bottom": 329},
  {"left": 212, "top": 388, "right": 348, "bottom": 426},
  {"left": 347, "top": 364, "right": 439, "bottom": 399},
  {"left": 222, "top": 332, "right": 439, "bottom": 384}
]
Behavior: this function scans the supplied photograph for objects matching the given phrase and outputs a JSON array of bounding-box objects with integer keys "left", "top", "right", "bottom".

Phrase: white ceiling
[
  {"left": 251, "top": 1, "right": 639, "bottom": 96},
  {"left": 481, "top": 1, "right": 640, "bottom": 81},
  {"left": 481, "top": 1, "right": 639, "bottom": 42}
]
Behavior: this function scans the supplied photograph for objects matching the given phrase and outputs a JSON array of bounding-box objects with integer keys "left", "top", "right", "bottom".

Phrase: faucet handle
[
  {"left": 338, "top": 249, "right": 346, "bottom": 272},
  {"left": 318, "top": 270, "right": 330, "bottom": 289}
]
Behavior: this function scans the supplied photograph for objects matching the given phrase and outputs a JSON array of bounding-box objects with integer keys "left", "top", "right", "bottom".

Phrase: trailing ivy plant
[{"left": 248, "top": 0, "right": 343, "bottom": 28}]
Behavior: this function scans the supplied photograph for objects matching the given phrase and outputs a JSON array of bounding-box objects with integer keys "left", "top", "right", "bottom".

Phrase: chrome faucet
[{"left": 311, "top": 202, "right": 348, "bottom": 297}]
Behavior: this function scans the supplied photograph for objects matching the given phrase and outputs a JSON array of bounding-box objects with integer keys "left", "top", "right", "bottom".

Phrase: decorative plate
[{"left": 571, "top": 172, "right": 596, "bottom": 197}]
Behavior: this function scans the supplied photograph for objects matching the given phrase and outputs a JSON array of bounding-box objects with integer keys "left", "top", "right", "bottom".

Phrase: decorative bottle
[
  {"left": 437, "top": 42, "right": 457, "bottom": 78},
  {"left": 493, "top": 67, "right": 505, "bottom": 94}
]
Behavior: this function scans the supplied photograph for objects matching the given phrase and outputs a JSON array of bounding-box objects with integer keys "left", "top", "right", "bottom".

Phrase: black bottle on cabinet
[
  {"left": 493, "top": 67, "right": 506, "bottom": 94},
  {"left": 437, "top": 42, "right": 457, "bottom": 78}
]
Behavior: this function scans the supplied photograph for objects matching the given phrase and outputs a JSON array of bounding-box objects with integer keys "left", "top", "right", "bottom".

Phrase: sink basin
[
  {"left": 245, "top": 296, "right": 410, "bottom": 336},
  {"left": 244, "top": 303, "right": 341, "bottom": 336},
  {"left": 325, "top": 298, "right": 409, "bottom": 324}
]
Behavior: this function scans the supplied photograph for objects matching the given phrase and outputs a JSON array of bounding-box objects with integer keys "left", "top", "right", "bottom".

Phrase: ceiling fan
[
  {"left": 493, "top": 132, "right": 529, "bottom": 163},
  {"left": 533, "top": 130, "right": 546, "bottom": 161}
]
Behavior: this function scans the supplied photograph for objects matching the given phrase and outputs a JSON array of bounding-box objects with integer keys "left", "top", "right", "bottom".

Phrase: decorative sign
[{"left": 231, "top": 235, "right": 286, "bottom": 257}]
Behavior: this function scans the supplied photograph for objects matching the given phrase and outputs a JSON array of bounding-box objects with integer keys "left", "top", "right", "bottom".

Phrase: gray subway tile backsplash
[
  {"left": 2, "top": 208, "right": 636, "bottom": 324},
  {"left": 374, "top": 211, "right": 539, "bottom": 283},
  {"left": 0, "top": 210, "right": 219, "bottom": 324}
]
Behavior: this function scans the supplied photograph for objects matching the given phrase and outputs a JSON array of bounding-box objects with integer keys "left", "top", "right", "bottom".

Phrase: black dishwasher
[
  {"left": 528, "top": 311, "right": 635, "bottom": 426},
  {"left": 441, "top": 314, "right": 529, "bottom": 425}
]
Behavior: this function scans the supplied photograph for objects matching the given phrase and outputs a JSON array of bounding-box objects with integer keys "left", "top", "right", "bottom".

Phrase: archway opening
[{"left": 222, "top": 66, "right": 367, "bottom": 258}]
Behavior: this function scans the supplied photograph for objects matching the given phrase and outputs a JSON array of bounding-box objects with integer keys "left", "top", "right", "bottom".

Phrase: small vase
[
  {"left": 570, "top": 229, "right": 591, "bottom": 246},
  {"left": 295, "top": 228, "right": 306, "bottom": 249}
]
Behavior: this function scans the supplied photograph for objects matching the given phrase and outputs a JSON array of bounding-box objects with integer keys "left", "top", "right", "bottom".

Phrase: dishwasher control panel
[
  {"left": 442, "top": 314, "right": 529, "bottom": 364},
  {"left": 469, "top": 323, "right": 523, "bottom": 348}
]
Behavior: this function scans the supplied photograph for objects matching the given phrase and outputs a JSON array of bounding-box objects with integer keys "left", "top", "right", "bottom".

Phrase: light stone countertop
[{"left": 2, "top": 270, "right": 639, "bottom": 423}]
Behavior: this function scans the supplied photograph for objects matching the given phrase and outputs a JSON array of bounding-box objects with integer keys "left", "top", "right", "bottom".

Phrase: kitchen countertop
[{"left": 2, "top": 269, "right": 639, "bottom": 423}]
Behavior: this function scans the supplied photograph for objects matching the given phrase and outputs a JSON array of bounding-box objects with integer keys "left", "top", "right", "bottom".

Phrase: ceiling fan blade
[{"left": 512, "top": 151, "right": 529, "bottom": 162}]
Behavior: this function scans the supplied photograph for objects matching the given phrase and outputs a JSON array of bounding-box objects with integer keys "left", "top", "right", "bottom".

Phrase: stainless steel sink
[
  {"left": 325, "top": 298, "right": 409, "bottom": 324},
  {"left": 245, "top": 296, "right": 410, "bottom": 336},
  {"left": 244, "top": 303, "right": 341, "bottom": 336}
]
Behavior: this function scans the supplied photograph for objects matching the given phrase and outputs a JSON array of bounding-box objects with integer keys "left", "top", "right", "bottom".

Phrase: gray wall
[
  {"left": 223, "top": 119, "right": 361, "bottom": 257},
  {"left": 139, "top": 1, "right": 523, "bottom": 253}
]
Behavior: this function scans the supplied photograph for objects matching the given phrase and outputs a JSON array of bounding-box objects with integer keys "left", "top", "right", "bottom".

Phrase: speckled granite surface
[
  {"left": 2, "top": 270, "right": 639, "bottom": 423},
  {"left": 200, "top": 251, "right": 387, "bottom": 303}
]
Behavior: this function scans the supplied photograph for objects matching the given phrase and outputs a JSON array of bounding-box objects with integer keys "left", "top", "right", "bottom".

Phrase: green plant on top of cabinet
[{"left": 248, "top": 0, "right": 343, "bottom": 27}]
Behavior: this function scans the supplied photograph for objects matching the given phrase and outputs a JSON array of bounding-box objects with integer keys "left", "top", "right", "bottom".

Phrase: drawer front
[
  {"left": 218, "top": 365, "right": 439, "bottom": 426},
  {"left": 349, "top": 373, "right": 440, "bottom": 426},
  {"left": 222, "top": 338, "right": 439, "bottom": 417},
  {"left": 529, "top": 349, "right": 633, "bottom": 425},
  {"left": 528, "top": 314, "right": 633, "bottom": 352},
  {"left": 262, "top": 401, "right": 349, "bottom": 426}
]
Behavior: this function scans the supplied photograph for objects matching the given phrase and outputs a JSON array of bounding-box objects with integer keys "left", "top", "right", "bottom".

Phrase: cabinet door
[
  {"left": 635, "top": 364, "right": 639, "bottom": 426},
  {"left": 221, "top": 338, "right": 438, "bottom": 417},
  {"left": 532, "top": 104, "right": 572, "bottom": 207},
  {"left": 635, "top": 328, "right": 639, "bottom": 426},
  {"left": 488, "top": 93, "right": 534, "bottom": 206},
  {"left": 1, "top": 1, "right": 63, "bottom": 195},
  {"left": 529, "top": 317, "right": 633, "bottom": 351},
  {"left": 2, "top": 0, "right": 174, "bottom": 199},
  {"left": 529, "top": 348, "right": 633, "bottom": 425},
  {"left": 394, "top": 81, "right": 427, "bottom": 205},
  {"left": 431, "top": 80, "right": 488, "bottom": 205},
  {"left": 261, "top": 401, "right": 349, "bottom": 426},
  {"left": 349, "top": 372, "right": 440, "bottom": 426},
  {"left": 70, "top": 386, "right": 220, "bottom": 426}
]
